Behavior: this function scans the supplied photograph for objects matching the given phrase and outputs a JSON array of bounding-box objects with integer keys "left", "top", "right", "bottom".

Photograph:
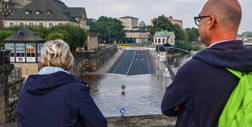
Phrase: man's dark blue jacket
[
  {"left": 161, "top": 40, "right": 252, "bottom": 127},
  {"left": 16, "top": 71, "right": 107, "bottom": 127}
]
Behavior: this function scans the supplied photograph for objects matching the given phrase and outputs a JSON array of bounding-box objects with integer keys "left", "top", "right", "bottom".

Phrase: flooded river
[{"left": 78, "top": 54, "right": 192, "bottom": 117}]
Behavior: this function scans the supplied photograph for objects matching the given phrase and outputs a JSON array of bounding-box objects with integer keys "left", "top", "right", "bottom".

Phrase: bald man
[{"left": 161, "top": 0, "right": 252, "bottom": 126}]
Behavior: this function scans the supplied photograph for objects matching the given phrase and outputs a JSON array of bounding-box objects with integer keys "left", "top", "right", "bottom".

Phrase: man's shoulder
[{"left": 180, "top": 57, "right": 208, "bottom": 72}]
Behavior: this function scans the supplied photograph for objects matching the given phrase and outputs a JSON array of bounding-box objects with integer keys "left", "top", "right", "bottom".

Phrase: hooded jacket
[
  {"left": 161, "top": 40, "right": 252, "bottom": 127},
  {"left": 16, "top": 68, "right": 107, "bottom": 127}
]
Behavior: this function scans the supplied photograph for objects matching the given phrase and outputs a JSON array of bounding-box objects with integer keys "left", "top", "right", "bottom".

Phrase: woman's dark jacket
[
  {"left": 161, "top": 40, "right": 252, "bottom": 127},
  {"left": 16, "top": 71, "right": 107, "bottom": 127}
]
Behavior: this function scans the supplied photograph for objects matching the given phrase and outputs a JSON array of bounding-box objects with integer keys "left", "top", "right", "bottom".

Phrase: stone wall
[
  {"left": 12, "top": 63, "right": 39, "bottom": 80},
  {"left": 0, "top": 50, "right": 24, "bottom": 123},
  {"left": 71, "top": 46, "right": 117, "bottom": 76},
  {"left": 0, "top": 114, "right": 176, "bottom": 127},
  {"left": 6, "top": 78, "right": 24, "bottom": 122},
  {"left": 107, "top": 114, "right": 176, "bottom": 127},
  {"left": 0, "top": 64, "right": 14, "bottom": 123},
  {"left": 86, "top": 46, "right": 117, "bottom": 72}
]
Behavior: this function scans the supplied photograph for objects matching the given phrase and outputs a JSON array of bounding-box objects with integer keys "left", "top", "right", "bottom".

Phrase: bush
[{"left": 191, "top": 44, "right": 205, "bottom": 51}]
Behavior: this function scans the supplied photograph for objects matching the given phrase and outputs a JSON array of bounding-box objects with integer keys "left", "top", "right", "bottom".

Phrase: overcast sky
[{"left": 63, "top": 0, "right": 251, "bottom": 34}]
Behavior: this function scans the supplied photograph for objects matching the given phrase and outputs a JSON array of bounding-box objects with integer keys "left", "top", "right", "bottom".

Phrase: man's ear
[{"left": 208, "top": 15, "right": 217, "bottom": 31}]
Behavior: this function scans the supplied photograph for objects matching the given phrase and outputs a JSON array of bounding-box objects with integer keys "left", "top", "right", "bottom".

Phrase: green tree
[
  {"left": 47, "top": 24, "right": 87, "bottom": 50},
  {"left": 27, "top": 25, "right": 48, "bottom": 39},
  {"left": 94, "top": 16, "right": 125, "bottom": 43},
  {"left": 173, "top": 24, "right": 184, "bottom": 41},
  {"left": 0, "top": 24, "right": 87, "bottom": 50},
  {"left": 242, "top": 31, "right": 252, "bottom": 37},
  {"left": 87, "top": 18, "right": 96, "bottom": 29},
  {"left": 185, "top": 27, "right": 199, "bottom": 42},
  {"left": 149, "top": 15, "right": 186, "bottom": 41},
  {"left": 45, "top": 30, "right": 72, "bottom": 46},
  {"left": 0, "top": 26, "right": 21, "bottom": 44},
  {"left": 149, "top": 16, "right": 174, "bottom": 38},
  {"left": 175, "top": 40, "right": 192, "bottom": 51}
]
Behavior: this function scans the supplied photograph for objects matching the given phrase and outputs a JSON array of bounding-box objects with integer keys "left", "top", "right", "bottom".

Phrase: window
[
  {"left": 39, "top": 23, "right": 43, "bottom": 26},
  {"left": 158, "top": 39, "right": 161, "bottom": 43},
  {"left": 46, "top": 10, "right": 53, "bottom": 15},
  {"left": 49, "top": 23, "right": 53, "bottom": 28},
  {"left": 20, "top": 23, "right": 24, "bottom": 26},
  {"left": 5, "top": 43, "right": 15, "bottom": 62},
  {"left": 35, "top": 10, "right": 42, "bottom": 14},
  {"left": 9, "top": 23, "right": 14, "bottom": 27},
  {"left": 5, "top": 43, "right": 14, "bottom": 52},
  {"left": 16, "top": 43, "right": 25, "bottom": 62},
  {"left": 29, "top": 23, "right": 33, "bottom": 26},
  {"left": 25, "top": 9, "right": 31, "bottom": 14},
  {"left": 163, "top": 39, "right": 165, "bottom": 43},
  {"left": 26, "top": 43, "right": 36, "bottom": 62}
]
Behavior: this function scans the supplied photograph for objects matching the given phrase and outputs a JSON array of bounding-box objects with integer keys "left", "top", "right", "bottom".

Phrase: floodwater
[{"left": 78, "top": 54, "right": 192, "bottom": 117}]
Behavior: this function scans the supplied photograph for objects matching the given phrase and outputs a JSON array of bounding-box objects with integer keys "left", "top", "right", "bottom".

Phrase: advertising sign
[{"left": 159, "top": 52, "right": 166, "bottom": 62}]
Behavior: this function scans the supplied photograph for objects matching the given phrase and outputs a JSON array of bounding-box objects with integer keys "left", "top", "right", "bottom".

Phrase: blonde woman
[{"left": 17, "top": 39, "right": 107, "bottom": 127}]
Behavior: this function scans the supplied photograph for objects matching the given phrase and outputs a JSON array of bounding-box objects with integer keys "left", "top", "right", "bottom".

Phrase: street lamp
[{"left": 160, "top": 45, "right": 171, "bottom": 77}]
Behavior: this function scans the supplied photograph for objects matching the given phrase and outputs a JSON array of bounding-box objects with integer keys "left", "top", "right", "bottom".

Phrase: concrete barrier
[{"left": 0, "top": 114, "right": 177, "bottom": 127}]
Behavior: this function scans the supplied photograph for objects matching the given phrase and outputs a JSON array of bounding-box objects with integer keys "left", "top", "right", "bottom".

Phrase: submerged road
[{"left": 108, "top": 50, "right": 155, "bottom": 75}]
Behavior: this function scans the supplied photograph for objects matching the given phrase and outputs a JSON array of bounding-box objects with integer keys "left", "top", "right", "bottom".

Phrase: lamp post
[{"left": 161, "top": 45, "right": 170, "bottom": 77}]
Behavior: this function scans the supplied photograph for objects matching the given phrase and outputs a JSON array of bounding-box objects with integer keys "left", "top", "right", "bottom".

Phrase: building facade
[
  {"left": 153, "top": 30, "right": 175, "bottom": 45},
  {"left": 3, "top": 0, "right": 98, "bottom": 50},
  {"left": 0, "top": 0, "right": 16, "bottom": 26},
  {"left": 119, "top": 16, "right": 139, "bottom": 31},
  {"left": 3, "top": 27, "right": 45, "bottom": 79},
  {"left": 119, "top": 16, "right": 149, "bottom": 43},
  {"left": 125, "top": 30, "right": 149, "bottom": 43},
  {"left": 3, "top": 0, "right": 78, "bottom": 28}
]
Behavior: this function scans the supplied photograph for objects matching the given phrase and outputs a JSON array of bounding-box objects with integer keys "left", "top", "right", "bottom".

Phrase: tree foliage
[
  {"left": 92, "top": 16, "right": 125, "bottom": 43},
  {"left": 149, "top": 16, "right": 174, "bottom": 36},
  {"left": 48, "top": 24, "right": 87, "bottom": 49},
  {"left": 242, "top": 31, "right": 252, "bottom": 37},
  {"left": 184, "top": 27, "right": 199, "bottom": 42},
  {"left": 0, "top": 24, "right": 87, "bottom": 50},
  {"left": 149, "top": 15, "right": 185, "bottom": 41},
  {"left": 175, "top": 40, "right": 192, "bottom": 51}
]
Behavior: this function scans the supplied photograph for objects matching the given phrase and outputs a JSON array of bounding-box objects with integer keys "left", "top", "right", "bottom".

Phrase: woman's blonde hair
[{"left": 40, "top": 39, "right": 74, "bottom": 71}]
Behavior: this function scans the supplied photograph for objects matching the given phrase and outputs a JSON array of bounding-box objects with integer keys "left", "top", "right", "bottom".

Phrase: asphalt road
[{"left": 108, "top": 50, "right": 155, "bottom": 75}]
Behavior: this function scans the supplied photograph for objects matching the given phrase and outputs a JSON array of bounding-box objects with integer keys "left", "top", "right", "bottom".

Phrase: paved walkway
[{"left": 148, "top": 50, "right": 166, "bottom": 76}]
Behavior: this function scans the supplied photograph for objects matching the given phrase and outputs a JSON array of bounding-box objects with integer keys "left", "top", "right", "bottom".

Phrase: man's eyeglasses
[{"left": 194, "top": 15, "right": 211, "bottom": 26}]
